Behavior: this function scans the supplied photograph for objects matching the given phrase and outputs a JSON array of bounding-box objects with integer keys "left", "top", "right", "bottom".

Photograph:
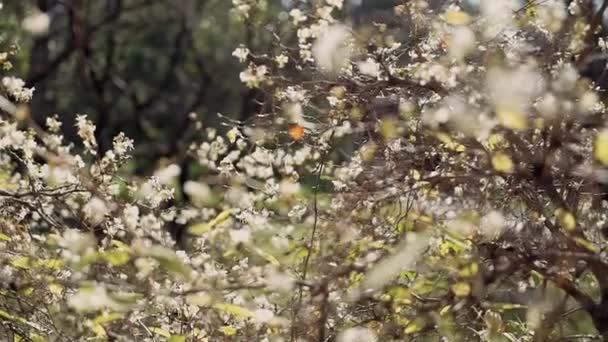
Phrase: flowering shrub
[{"left": 3, "top": 0, "right": 608, "bottom": 341}]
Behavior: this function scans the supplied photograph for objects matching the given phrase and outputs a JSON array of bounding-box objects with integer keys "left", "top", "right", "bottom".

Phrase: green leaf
[
  {"left": 404, "top": 317, "right": 426, "bottom": 334},
  {"left": 213, "top": 303, "right": 254, "bottom": 318},
  {"left": 491, "top": 153, "right": 514, "bottom": 174},
  {"left": 595, "top": 130, "right": 608, "bottom": 165},
  {"left": 442, "top": 10, "right": 472, "bottom": 25},
  {"left": 139, "top": 245, "right": 192, "bottom": 280},
  {"left": 35, "top": 258, "right": 64, "bottom": 270},
  {"left": 252, "top": 247, "right": 280, "bottom": 266},
  {"left": 573, "top": 237, "right": 599, "bottom": 253},
  {"left": 93, "top": 312, "right": 124, "bottom": 325},
  {"left": 555, "top": 208, "right": 576, "bottom": 232},
  {"left": 10, "top": 256, "right": 30, "bottom": 269},
  {"left": 103, "top": 251, "right": 131, "bottom": 266},
  {"left": 0, "top": 233, "right": 11, "bottom": 241},
  {"left": 451, "top": 282, "right": 471, "bottom": 297},
  {"left": 220, "top": 325, "right": 237, "bottom": 336},
  {"left": 0, "top": 310, "right": 42, "bottom": 331},
  {"left": 189, "top": 209, "right": 233, "bottom": 234},
  {"left": 110, "top": 239, "right": 130, "bottom": 250},
  {"left": 496, "top": 106, "right": 527, "bottom": 130},
  {"left": 150, "top": 327, "right": 171, "bottom": 338},
  {"left": 168, "top": 336, "right": 186, "bottom": 342}
]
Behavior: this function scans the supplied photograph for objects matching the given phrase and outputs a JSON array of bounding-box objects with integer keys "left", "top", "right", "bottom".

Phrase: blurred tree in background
[{"left": 2, "top": 0, "right": 286, "bottom": 173}]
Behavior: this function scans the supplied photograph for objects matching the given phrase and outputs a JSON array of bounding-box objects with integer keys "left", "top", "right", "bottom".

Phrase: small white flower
[
  {"left": 275, "top": 53, "right": 288, "bottom": 68},
  {"left": 337, "top": 327, "right": 378, "bottom": 342},
  {"left": 357, "top": 58, "right": 381, "bottom": 78},
  {"left": 83, "top": 196, "right": 108, "bottom": 225},
  {"left": 230, "top": 229, "right": 251, "bottom": 244},
  {"left": 45, "top": 115, "right": 62, "bottom": 132},
  {"left": 75, "top": 114, "right": 98, "bottom": 154},
  {"left": 22, "top": 10, "right": 50, "bottom": 36},
  {"left": 239, "top": 65, "right": 268, "bottom": 88},
  {"left": 312, "top": 24, "right": 351, "bottom": 73},
  {"left": 327, "top": 0, "right": 344, "bottom": 9},
  {"left": 232, "top": 46, "right": 250, "bottom": 63},
  {"left": 289, "top": 9, "right": 307, "bottom": 25},
  {"left": 254, "top": 309, "right": 275, "bottom": 324}
]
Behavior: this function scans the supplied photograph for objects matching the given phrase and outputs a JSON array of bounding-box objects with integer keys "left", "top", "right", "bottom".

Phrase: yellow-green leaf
[
  {"left": 90, "top": 322, "right": 106, "bottom": 337},
  {"left": 140, "top": 246, "right": 192, "bottom": 280},
  {"left": 459, "top": 262, "right": 479, "bottom": 278},
  {"left": 497, "top": 107, "right": 527, "bottom": 130},
  {"left": 104, "top": 251, "right": 131, "bottom": 266},
  {"left": 555, "top": 208, "right": 576, "bottom": 232},
  {"left": 48, "top": 283, "right": 63, "bottom": 296},
  {"left": 189, "top": 209, "right": 233, "bottom": 234},
  {"left": 213, "top": 303, "right": 254, "bottom": 318},
  {"left": 491, "top": 153, "right": 514, "bottom": 174},
  {"left": 379, "top": 117, "right": 399, "bottom": 140},
  {"left": 36, "top": 258, "right": 64, "bottom": 270},
  {"left": 150, "top": 327, "right": 171, "bottom": 338},
  {"left": 485, "top": 133, "right": 507, "bottom": 151},
  {"left": 93, "top": 312, "right": 124, "bottom": 325},
  {"left": 253, "top": 247, "right": 280, "bottom": 266},
  {"left": 435, "top": 132, "right": 465, "bottom": 152},
  {"left": 220, "top": 325, "right": 238, "bottom": 336},
  {"left": 0, "top": 233, "right": 11, "bottom": 241},
  {"left": 573, "top": 237, "right": 599, "bottom": 253},
  {"left": 168, "top": 336, "right": 186, "bottom": 342},
  {"left": 404, "top": 318, "right": 426, "bottom": 334},
  {"left": 0, "top": 310, "right": 42, "bottom": 331},
  {"left": 451, "top": 282, "right": 471, "bottom": 297},
  {"left": 10, "top": 256, "right": 30, "bottom": 269},
  {"left": 595, "top": 130, "right": 608, "bottom": 165},
  {"left": 110, "top": 239, "right": 130, "bottom": 250},
  {"left": 443, "top": 10, "right": 472, "bottom": 25}
]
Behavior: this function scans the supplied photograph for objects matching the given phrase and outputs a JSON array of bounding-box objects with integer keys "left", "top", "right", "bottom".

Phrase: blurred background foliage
[
  {"left": 0, "top": 0, "right": 417, "bottom": 209},
  {"left": 0, "top": 0, "right": 408, "bottom": 173},
  {"left": 3, "top": 0, "right": 606, "bottom": 191}
]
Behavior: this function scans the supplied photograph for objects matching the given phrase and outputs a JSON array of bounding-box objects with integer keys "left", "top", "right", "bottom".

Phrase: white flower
[
  {"left": 337, "top": 327, "right": 378, "bottom": 342},
  {"left": 22, "top": 10, "right": 50, "bottom": 36},
  {"left": 75, "top": 114, "right": 98, "bottom": 154},
  {"left": 68, "top": 286, "right": 124, "bottom": 312},
  {"left": 357, "top": 58, "right": 381, "bottom": 78},
  {"left": 312, "top": 24, "right": 351, "bottom": 73},
  {"left": 123, "top": 204, "right": 139, "bottom": 231},
  {"left": 232, "top": 46, "right": 249, "bottom": 63},
  {"left": 317, "top": 6, "right": 335, "bottom": 22},
  {"left": 568, "top": 0, "right": 580, "bottom": 15},
  {"left": 448, "top": 27, "right": 476, "bottom": 60},
  {"left": 254, "top": 309, "right": 275, "bottom": 324},
  {"left": 184, "top": 180, "right": 212, "bottom": 205},
  {"left": 239, "top": 65, "right": 268, "bottom": 88},
  {"left": 264, "top": 266, "right": 295, "bottom": 292},
  {"left": 327, "top": 0, "right": 344, "bottom": 9},
  {"left": 275, "top": 53, "right": 288, "bottom": 68},
  {"left": 480, "top": 211, "right": 507, "bottom": 239},
  {"left": 60, "top": 229, "right": 96, "bottom": 253},
  {"left": 154, "top": 164, "right": 181, "bottom": 185},
  {"left": 232, "top": 0, "right": 251, "bottom": 18},
  {"left": 83, "top": 196, "right": 108, "bottom": 225},
  {"left": 112, "top": 132, "right": 134, "bottom": 156},
  {"left": 229, "top": 228, "right": 251, "bottom": 244},
  {"left": 45, "top": 115, "right": 62, "bottom": 132},
  {"left": 289, "top": 9, "right": 307, "bottom": 25},
  {"left": 535, "top": 0, "right": 566, "bottom": 32},
  {"left": 2, "top": 76, "right": 35, "bottom": 102}
]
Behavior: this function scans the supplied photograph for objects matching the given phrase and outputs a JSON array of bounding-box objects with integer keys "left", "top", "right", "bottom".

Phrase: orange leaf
[{"left": 289, "top": 124, "right": 305, "bottom": 141}]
